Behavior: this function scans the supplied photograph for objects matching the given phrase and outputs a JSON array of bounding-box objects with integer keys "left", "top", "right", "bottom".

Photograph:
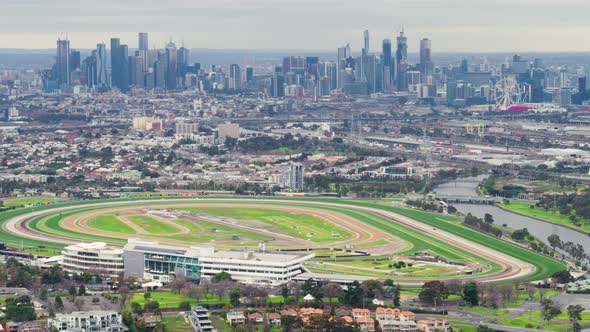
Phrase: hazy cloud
[{"left": 1, "top": 0, "right": 590, "bottom": 52}]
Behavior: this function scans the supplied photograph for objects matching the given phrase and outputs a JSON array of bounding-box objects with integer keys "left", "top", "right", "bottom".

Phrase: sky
[{"left": 1, "top": 0, "right": 590, "bottom": 53}]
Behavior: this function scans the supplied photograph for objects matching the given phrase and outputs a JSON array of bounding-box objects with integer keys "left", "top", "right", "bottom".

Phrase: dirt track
[{"left": 3, "top": 198, "right": 535, "bottom": 284}]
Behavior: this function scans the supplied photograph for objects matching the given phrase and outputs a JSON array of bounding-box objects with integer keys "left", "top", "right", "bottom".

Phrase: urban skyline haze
[{"left": 1, "top": 0, "right": 590, "bottom": 52}]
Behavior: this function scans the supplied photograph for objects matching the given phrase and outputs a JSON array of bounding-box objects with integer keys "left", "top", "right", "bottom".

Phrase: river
[{"left": 433, "top": 177, "right": 590, "bottom": 254}]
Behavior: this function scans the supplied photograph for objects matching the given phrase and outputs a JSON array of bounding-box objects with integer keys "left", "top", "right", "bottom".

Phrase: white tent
[{"left": 303, "top": 294, "right": 316, "bottom": 302}]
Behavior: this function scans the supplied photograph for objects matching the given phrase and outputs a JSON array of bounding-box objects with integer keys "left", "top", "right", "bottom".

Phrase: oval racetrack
[{"left": 2, "top": 198, "right": 536, "bottom": 285}]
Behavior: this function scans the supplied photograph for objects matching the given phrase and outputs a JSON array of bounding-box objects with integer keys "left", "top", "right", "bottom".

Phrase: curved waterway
[{"left": 433, "top": 176, "right": 590, "bottom": 253}]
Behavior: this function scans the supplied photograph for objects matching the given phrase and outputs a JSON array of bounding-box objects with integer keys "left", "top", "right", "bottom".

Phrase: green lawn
[
  {"left": 452, "top": 324, "right": 478, "bottom": 332},
  {"left": 500, "top": 310, "right": 590, "bottom": 331},
  {"left": 341, "top": 200, "right": 566, "bottom": 281},
  {"left": 162, "top": 316, "right": 193, "bottom": 332},
  {"left": 127, "top": 215, "right": 181, "bottom": 234},
  {"left": 0, "top": 196, "right": 566, "bottom": 282},
  {"left": 178, "top": 207, "right": 352, "bottom": 243},
  {"left": 498, "top": 201, "right": 590, "bottom": 233},
  {"left": 2, "top": 197, "right": 62, "bottom": 207},
  {"left": 87, "top": 215, "right": 136, "bottom": 234},
  {"left": 130, "top": 291, "right": 230, "bottom": 308}
]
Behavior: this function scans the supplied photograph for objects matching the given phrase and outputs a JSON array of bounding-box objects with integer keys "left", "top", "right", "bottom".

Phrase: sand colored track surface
[
  {"left": 63, "top": 204, "right": 405, "bottom": 252},
  {"left": 3, "top": 198, "right": 536, "bottom": 284}
]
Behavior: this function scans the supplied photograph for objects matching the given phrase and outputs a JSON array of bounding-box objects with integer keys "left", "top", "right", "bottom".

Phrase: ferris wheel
[{"left": 494, "top": 75, "right": 526, "bottom": 111}]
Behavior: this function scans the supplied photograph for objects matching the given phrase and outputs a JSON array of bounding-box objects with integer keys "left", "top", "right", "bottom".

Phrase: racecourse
[{"left": 0, "top": 197, "right": 566, "bottom": 284}]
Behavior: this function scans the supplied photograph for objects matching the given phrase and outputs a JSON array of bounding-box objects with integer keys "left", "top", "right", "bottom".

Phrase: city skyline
[{"left": 2, "top": 0, "right": 590, "bottom": 52}]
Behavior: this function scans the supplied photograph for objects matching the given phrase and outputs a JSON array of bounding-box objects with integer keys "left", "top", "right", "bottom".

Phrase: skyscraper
[
  {"left": 395, "top": 30, "right": 408, "bottom": 91},
  {"left": 138, "top": 32, "right": 149, "bottom": 52},
  {"left": 419, "top": 38, "right": 433, "bottom": 77},
  {"left": 82, "top": 51, "right": 97, "bottom": 88},
  {"left": 70, "top": 50, "right": 81, "bottom": 72},
  {"left": 229, "top": 64, "right": 241, "bottom": 90},
  {"left": 165, "top": 41, "right": 177, "bottom": 90},
  {"left": 177, "top": 46, "right": 190, "bottom": 87},
  {"left": 109, "top": 38, "right": 130, "bottom": 92},
  {"left": 382, "top": 38, "right": 392, "bottom": 90},
  {"left": 96, "top": 43, "right": 109, "bottom": 89},
  {"left": 363, "top": 30, "right": 370, "bottom": 55},
  {"left": 337, "top": 44, "right": 350, "bottom": 89},
  {"left": 56, "top": 38, "right": 71, "bottom": 85}
]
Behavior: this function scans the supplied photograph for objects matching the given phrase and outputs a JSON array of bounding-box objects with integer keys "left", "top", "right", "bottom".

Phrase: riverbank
[{"left": 496, "top": 201, "right": 590, "bottom": 235}]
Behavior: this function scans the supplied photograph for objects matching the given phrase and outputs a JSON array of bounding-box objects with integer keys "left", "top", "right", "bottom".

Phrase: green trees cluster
[{"left": 463, "top": 213, "right": 502, "bottom": 237}]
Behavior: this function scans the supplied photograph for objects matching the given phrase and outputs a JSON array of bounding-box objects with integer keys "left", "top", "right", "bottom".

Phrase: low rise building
[
  {"left": 190, "top": 306, "right": 215, "bottom": 332},
  {"left": 61, "top": 242, "right": 124, "bottom": 278},
  {"left": 123, "top": 239, "right": 213, "bottom": 283},
  {"left": 47, "top": 311, "right": 124, "bottom": 332},
  {"left": 226, "top": 311, "right": 246, "bottom": 326},
  {"left": 199, "top": 249, "right": 314, "bottom": 285}
]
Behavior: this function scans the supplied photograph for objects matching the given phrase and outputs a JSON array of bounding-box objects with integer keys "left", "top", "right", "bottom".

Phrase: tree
[
  {"left": 547, "top": 234, "right": 562, "bottom": 253},
  {"left": 551, "top": 270, "right": 574, "bottom": 284},
  {"left": 288, "top": 281, "right": 302, "bottom": 303},
  {"left": 567, "top": 304, "right": 584, "bottom": 332},
  {"left": 40, "top": 288, "right": 48, "bottom": 301},
  {"left": 339, "top": 281, "right": 365, "bottom": 306},
  {"left": 5, "top": 296, "right": 35, "bottom": 322},
  {"left": 178, "top": 301, "right": 191, "bottom": 311},
  {"left": 484, "top": 213, "right": 494, "bottom": 224},
  {"left": 393, "top": 284, "right": 401, "bottom": 307},
  {"left": 321, "top": 283, "right": 341, "bottom": 303},
  {"left": 280, "top": 285, "right": 290, "bottom": 302},
  {"left": 212, "top": 271, "right": 232, "bottom": 283},
  {"left": 69, "top": 285, "right": 77, "bottom": 300},
  {"left": 78, "top": 285, "right": 86, "bottom": 296},
  {"left": 462, "top": 283, "right": 479, "bottom": 306},
  {"left": 541, "top": 298, "right": 561, "bottom": 322},
  {"left": 229, "top": 288, "right": 241, "bottom": 307},
  {"left": 54, "top": 296, "right": 64, "bottom": 312},
  {"left": 183, "top": 285, "right": 204, "bottom": 302},
  {"left": 74, "top": 298, "right": 85, "bottom": 311},
  {"left": 169, "top": 276, "right": 189, "bottom": 293},
  {"left": 419, "top": 281, "right": 449, "bottom": 307}
]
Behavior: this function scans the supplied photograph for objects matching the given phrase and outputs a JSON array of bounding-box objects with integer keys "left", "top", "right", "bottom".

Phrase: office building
[
  {"left": 229, "top": 64, "right": 241, "bottom": 90},
  {"left": 138, "top": 32, "right": 149, "bottom": 52},
  {"left": 70, "top": 50, "right": 81, "bottom": 73},
  {"left": 245, "top": 66, "right": 254, "bottom": 82},
  {"left": 287, "top": 162, "right": 304, "bottom": 191},
  {"left": 337, "top": 44, "right": 351, "bottom": 89},
  {"left": 48, "top": 311, "right": 124, "bottom": 332},
  {"left": 82, "top": 52, "right": 97, "bottom": 87},
  {"left": 96, "top": 43, "right": 109, "bottom": 89},
  {"left": 177, "top": 46, "right": 190, "bottom": 87},
  {"left": 132, "top": 116, "right": 163, "bottom": 131},
  {"left": 176, "top": 121, "right": 200, "bottom": 136},
  {"left": 382, "top": 38, "right": 392, "bottom": 90},
  {"left": 56, "top": 38, "right": 71, "bottom": 85},
  {"left": 363, "top": 30, "right": 370, "bottom": 55},
  {"left": 217, "top": 123, "right": 240, "bottom": 139},
  {"left": 124, "top": 239, "right": 209, "bottom": 283},
  {"left": 271, "top": 71, "right": 284, "bottom": 97},
  {"left": 166, "top": 41, "right": 177, "bottom": 89},
  {"left": 419, "top": 38, "right": 433, "bottom": 77},
  {"left": 110, "top": 38, "right": 129, "bottom": 92},
  {"left": 395, "top": 31, "right": 408, "bottom": 90},
  {"left": 61, "top": 242, "right": 124, "bottom": 278}
]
